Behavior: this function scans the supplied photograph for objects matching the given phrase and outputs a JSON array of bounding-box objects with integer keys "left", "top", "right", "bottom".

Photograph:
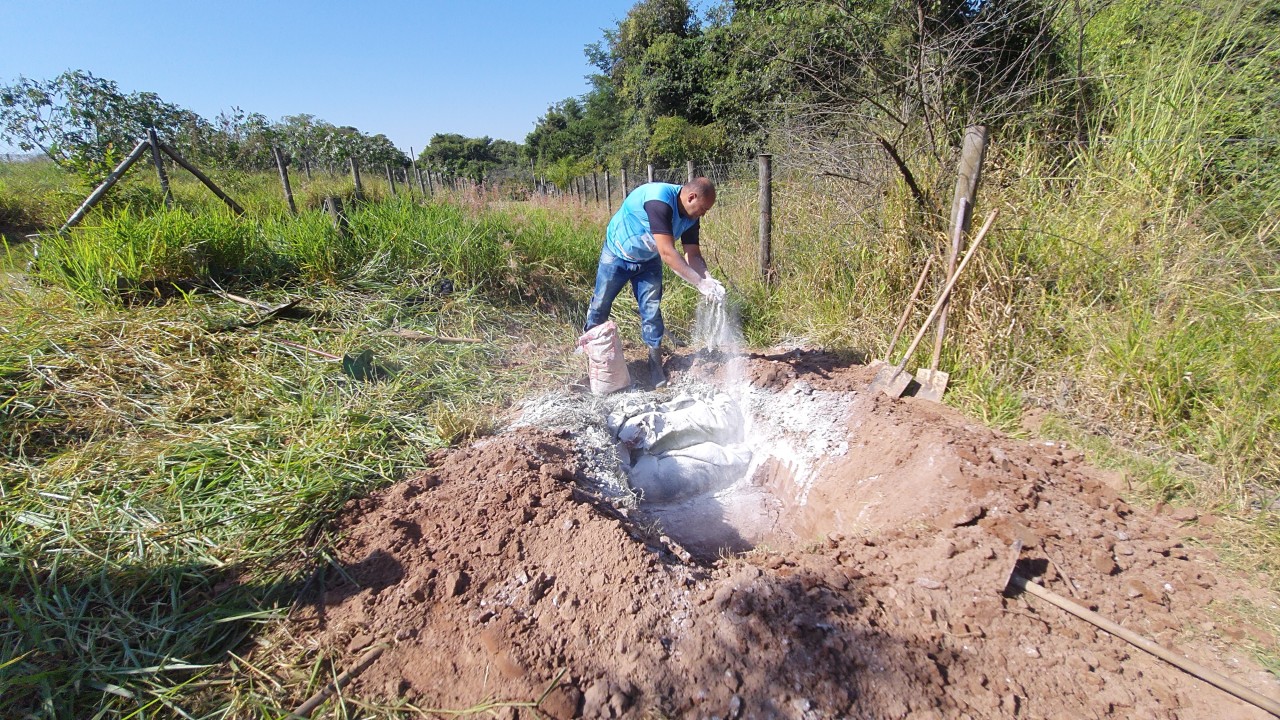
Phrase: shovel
[
  {"left": 869, "top": 209, "right": 998, "bottom": 398},
  {"left": 999, "top": 540, "right": 1280, "bottom": 718},
  {"left": 916, "top": 201, "right": 968, "bottom": 401},
  {"left": 874, "top": 255, "right": 934, "bottom": 368}
]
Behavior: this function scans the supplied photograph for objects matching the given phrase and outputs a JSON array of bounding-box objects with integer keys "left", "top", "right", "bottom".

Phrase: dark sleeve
[
  {"left": 643, "top": 200, "right": 674, "bottom": 235},
  {"left": 681, "top": 222, "right": 700, "bottom": 245}
]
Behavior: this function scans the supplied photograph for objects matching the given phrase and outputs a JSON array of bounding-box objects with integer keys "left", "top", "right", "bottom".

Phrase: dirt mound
[{"left": 288, "top": 350, "right": 1280, "bottom": 719}]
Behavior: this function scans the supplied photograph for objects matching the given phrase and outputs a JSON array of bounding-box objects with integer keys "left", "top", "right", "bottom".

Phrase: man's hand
[{"left": 697, "top": 277, "right": 726, "bottom": 302}]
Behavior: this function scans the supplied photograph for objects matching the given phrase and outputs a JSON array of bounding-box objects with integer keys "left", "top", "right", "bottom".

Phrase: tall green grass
[{"left": 1, "top": 186, "right": 602, "bottom": 716}]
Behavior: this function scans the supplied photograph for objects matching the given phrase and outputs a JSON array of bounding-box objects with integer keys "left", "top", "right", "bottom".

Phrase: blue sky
[{"left": 0, "top": 0, "right": 638, "bottom": 153}]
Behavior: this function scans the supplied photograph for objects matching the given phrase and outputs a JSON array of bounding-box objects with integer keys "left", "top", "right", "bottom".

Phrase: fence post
[
  {"left": 349, "top": 157, "right": 364, "bottom": 202},
  {"left": 147, "top": 128, "right": 173, "bottom": 208},
  {"left": 647, "top": 164, "right": 654, "bottom": 183},
  {"left": 687, "top": 160, "right": 695, "bottom": 183},
  {"left": 605, "top": 171, "right": 612, "bottom": 210},
  {"left": 324, "top": 196, "right": 350, "bottom": 238},
  {"left": 155, "top": 140, "right": 245, "bottom": 215},
  {"left": 620, "top": 167, "right": 628, "bottom": 198},
  {"left": 758, "top": 153, "right": 773, "bottom": 284},
  {"left": 933, "top": 124, "right": 989, "bottom": 363},
  {"left": 273, "top": 146, "right": 298, "bottom": 215},
  {"left": 58, "top": 138, "right": 151, "bottom": 233},
  {"left": 593, "top": 172, "right": 599, "bottom": 203},
  {"left": 384, "top": 163, "right": 397, "bottom": 196}
]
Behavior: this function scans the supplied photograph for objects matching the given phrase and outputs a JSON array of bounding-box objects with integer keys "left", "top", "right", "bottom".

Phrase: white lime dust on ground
[{"left": 513, "top": 296, "right": 858, "bottom": 558}]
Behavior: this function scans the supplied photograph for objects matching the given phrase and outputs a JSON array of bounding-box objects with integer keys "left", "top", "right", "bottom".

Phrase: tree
[{"left": 0, "top": 70, "right": 202, "bottom": 179}]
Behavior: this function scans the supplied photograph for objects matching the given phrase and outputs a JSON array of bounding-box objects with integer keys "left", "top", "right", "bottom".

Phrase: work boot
[{"left": 648, "top": 345, "right": 667, "bottom": 388}]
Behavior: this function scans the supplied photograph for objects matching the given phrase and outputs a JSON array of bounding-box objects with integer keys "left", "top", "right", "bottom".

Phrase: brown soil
[{"left": 288, "top": 349, "right": 1280, "bottom": 719}]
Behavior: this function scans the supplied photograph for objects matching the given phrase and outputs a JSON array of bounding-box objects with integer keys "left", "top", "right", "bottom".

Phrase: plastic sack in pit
[
  {"left": 577, "top": 321, "right": 630, "bottom": 394},
  {"left": 614, "top": 393, "right": 745, "bottom": 453},
  {"left": 629, "top": 441, "right": 753, "bottom": 503}
]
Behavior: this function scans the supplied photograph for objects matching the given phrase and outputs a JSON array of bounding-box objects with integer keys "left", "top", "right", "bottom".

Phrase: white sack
[
  {"left": 577, "top": 321, "right": 630, "bottom": 395},
  {"left": 616, "top": 392, "right": 744, "bottom": 453},
  {"left": 629, "top": 441, "right": 752, "bottom": 503}
]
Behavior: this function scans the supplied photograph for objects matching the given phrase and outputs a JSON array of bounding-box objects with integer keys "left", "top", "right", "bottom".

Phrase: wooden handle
[
  {"left": 891, "top": 209, "right": 998, "bottom": 375},
  {"left": 885, "top": 255, "right": 934, "bottom": 363},
  {"left": 1011, "top": 575, "right": 1280, "bottom": 717}
]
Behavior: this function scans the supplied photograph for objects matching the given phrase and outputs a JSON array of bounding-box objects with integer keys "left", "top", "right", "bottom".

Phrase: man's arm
[
  {"left": 653, "top": 233, "right": 705, "bottom": 285},
  {"left": 684, "top": 243, "right": 709, "bottom": 279}
]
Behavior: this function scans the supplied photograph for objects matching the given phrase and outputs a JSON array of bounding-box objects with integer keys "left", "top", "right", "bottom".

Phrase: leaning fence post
[
  {"left": 59, "top": 137, "right": 151, "bottom": 233},
  {"left": 148, "top": 128, "right": 173, "bottom": 208},
  {"left": 155, "top": 141, "right": 245, "bottom": 215},
  {"left": 384, "top": 163, "right": 397, "bottom": 197},
  {"left": 758, "top": 153, "right": 774, "bottom": 284},
  {"left": 273, "top": 146, "right": 298, "bottom": 215},
  {"left": 349, "top": 157, "right": 364, "bottom": 202},
  {"left": 324, "top": 196, "right": 350, "bottom": 238}
]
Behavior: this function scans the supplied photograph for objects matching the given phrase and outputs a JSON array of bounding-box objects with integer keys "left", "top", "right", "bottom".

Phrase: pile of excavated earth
[{"left": 286, "top": 346, "right": 1280, "bottom": 719}]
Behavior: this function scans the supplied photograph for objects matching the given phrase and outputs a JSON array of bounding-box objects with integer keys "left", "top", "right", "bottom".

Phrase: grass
[
  {"left": 0, "top": 182, "right": 601, "bottom": 716},
  {"left": 2, "top": 0, "right": 1279, "bottom": 708}
]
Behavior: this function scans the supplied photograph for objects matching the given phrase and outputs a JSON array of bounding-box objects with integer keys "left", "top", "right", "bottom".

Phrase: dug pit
[{"left": 286, "top": 347, "right": 1280, "bottom": 719}]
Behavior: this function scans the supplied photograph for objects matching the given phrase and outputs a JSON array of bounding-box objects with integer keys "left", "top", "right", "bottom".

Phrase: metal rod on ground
[
  {"left": 148, "top": 128, "right": 173, "bottom": 208},
  {"left": 59, "top": 138, "right": 151, "bottom": 233},
  {"left": 758, "top": 153, "right": 773, "bottom": 285},
  {"left": 156, "top": 141, "right": 246, "bottom": 215},
  {"left": 291, "top": 644, "right": 387, "bottom": 718},
  {"left": 273, "top": 146, "right": 297, "bottom": 215},
  {"left": 1008, "top": 574, "right": 1280, "bottom": 718}
]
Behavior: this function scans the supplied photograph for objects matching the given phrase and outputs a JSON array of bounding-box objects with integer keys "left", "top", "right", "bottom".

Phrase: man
[{"left": 583, "top": 177, "right": 726, "bottom": 388}]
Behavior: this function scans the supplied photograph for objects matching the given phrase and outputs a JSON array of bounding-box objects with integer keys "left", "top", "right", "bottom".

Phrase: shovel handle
[
  {"left": 890, "top": 209, "right": 997, "bottom": 376},
  {"left": 1011, "top": 574, "right": 1280, "bottom": 717},
  {"left": 884, "top": 255, "right": 934, "bottom": 363}
]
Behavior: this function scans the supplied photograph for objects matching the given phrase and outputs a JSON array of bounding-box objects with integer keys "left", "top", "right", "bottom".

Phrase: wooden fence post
[
  {"left": 349, "top": 157, "right": 364, "bottom": 202},
  {"left": 147, "top": 128, "right": 173, "bottom": 208},
  {"left": 273, "top": 146, "right": 297, "bottom": 215},
  {"left": 324, "top": 196, "right": 349, "bottom": 238},
  {"left": 59, "top": 138, "right": 151, "bottom": 233},
  {"left": 647, "top": 164, "right": 654, "bottom": 183},
  {"left": 593, "top": 172, "right": 600, "bottom": 203},
  {"left": 620, "top": 168, "right": 628, "bottom": 198},
  {"left": 605, "top": 171, "right": 612, "bottom": 210},
  {"left": 156, "top": 141, "right": 245, "bottom": 215},
  {"left": 933, "top": 125, "right": 989, "bottom": 364},
  {"left": 758, "top": 153, "right": 773, "bottom": 284},
  {"left": 386, "top": 163, "right": 399, "bottom": 196}
]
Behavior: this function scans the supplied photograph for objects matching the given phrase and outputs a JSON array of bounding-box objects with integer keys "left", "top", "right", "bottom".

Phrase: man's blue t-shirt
[{"left": 605, "top": 183, "right": 700, "bottom": 262}]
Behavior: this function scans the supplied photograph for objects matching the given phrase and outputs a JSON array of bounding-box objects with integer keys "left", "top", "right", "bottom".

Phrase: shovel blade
[
  {"left": 915, "top": 368, "right": 950, "bottom": 402},
  {"left": 868, "top": 363, "right": 914, "bottom": 398}
]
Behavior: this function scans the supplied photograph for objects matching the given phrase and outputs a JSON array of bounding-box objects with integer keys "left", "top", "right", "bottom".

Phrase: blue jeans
[{"left": 583, "top": 249, "right": 665, "bottom": 349}]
